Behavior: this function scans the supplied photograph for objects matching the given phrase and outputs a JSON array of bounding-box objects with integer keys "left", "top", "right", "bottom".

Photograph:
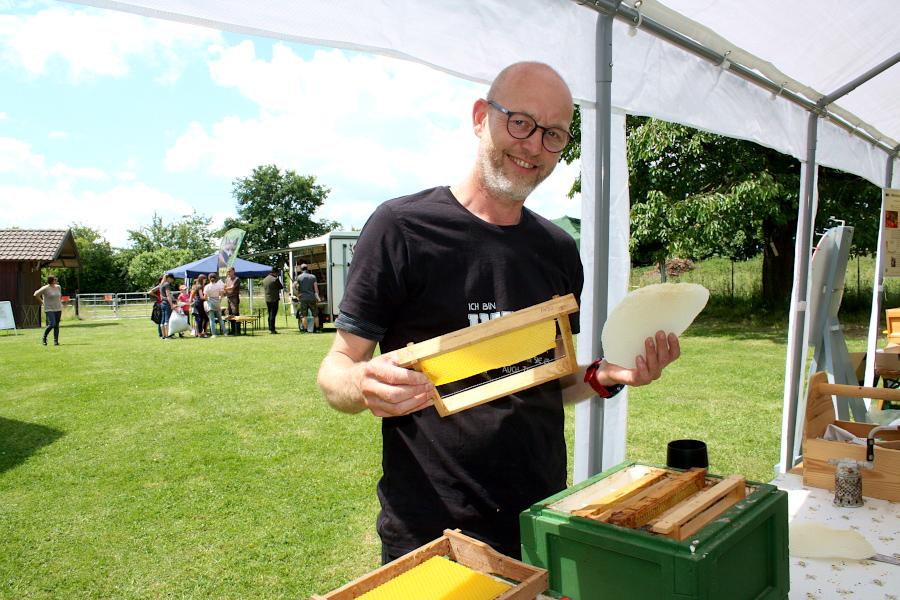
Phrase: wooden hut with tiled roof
[{"left": 0, "top": 229, "right": 81, "bottom": 328}]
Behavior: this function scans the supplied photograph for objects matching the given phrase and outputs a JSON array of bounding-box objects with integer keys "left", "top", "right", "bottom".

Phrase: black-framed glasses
[{"left": 486, "top": 99, "right": 571, "bottom": 153}]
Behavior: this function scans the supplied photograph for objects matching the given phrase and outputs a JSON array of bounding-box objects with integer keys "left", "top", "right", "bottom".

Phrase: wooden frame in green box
[{"left": 519, "top": 461, "right": 789, "bottom": 600}]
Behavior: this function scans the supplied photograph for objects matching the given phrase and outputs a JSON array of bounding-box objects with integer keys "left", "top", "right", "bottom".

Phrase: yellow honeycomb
[
  {"left": 358, "top": 555, "right": 511, "bottom": 600},
  {"left": 420, "top": 320, "right": 556, "bottom": 386}
]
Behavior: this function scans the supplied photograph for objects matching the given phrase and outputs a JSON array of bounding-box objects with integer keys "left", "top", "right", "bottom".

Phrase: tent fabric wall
[{"left": 574, "top": 109, "right": 631, "bottom": 478}]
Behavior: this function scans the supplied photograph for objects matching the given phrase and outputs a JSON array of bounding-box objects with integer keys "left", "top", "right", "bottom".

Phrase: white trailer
[{"left": 287, "top": 231, "right": 359, "bottom": 325}]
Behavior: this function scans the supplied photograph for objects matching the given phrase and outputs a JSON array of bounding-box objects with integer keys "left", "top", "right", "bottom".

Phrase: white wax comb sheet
[
  {"left": 789, "top": 523, "right": 875, "bottom": 560},
  {"left": 601, "top": 283, "right": 709, "bottom": 369}
]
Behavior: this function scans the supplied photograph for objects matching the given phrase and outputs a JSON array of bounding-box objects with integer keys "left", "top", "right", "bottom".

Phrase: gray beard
[{"left": 477, "top": 141, "right": 540, "bottom": 203}]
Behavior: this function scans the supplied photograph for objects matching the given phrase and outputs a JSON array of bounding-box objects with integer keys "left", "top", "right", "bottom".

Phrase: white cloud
[
  {"left": 0, "top": 136, "right": 44, "bottom": 173},
  {"left": 0, "top": 5, "right": 222, "bottom": 82},
  {"left": 0, "top": 135, "right": 110, "bottom": 183},
  {"left": 0, "top": 135, "right": 192, "bottom": 246},
  {"left": 0, "top": 181, "right": 194, "bottom": 247},
  {"left": 0, "top": 111, "right": 8, "bottom": 121},
  {"left": 165, "top": 44, "right": 582, "bottom": 228},
  {"left": 47, "top": 130, "right": 68, "bottom": 140},
  {"left": 47, "top": 162, "right": 108, "bottom": 183}
]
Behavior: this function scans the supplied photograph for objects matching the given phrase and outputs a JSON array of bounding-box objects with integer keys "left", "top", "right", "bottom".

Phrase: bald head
[{"left": 487, "top": 62, "right": 573, "bottom": 112}]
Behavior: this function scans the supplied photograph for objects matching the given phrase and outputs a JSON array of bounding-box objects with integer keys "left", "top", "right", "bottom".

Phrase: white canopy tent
[{"left": 69, "top": 0, "right": 900, "bottom": 478}]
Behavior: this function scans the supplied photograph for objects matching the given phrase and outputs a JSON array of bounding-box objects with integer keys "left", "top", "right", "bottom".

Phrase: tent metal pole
[
  {"left": 574, "top": 7, "right": 615, "bottom": 483},
  {"left": 572, "top": 1, "right": 896, "bottom": 155},
  {"left": 819, "top": 52, "right": 900, "bottom": 106},
  {"left": 779, "top": 112, "right": 819, "bottom": 473}
]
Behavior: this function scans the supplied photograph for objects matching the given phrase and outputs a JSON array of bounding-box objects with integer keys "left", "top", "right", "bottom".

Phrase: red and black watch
[{"left": 584, "top": 359, "right": 624, "bottom": 398}]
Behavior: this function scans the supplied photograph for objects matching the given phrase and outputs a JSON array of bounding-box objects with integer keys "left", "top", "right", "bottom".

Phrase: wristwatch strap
[{"left": 584, "top": 359, "right": 625, "bottom": 398}]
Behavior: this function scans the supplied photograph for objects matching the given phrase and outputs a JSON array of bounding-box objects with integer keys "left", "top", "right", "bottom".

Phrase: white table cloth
[{"left": 771, "top": 473, "right": 899, "bottom": 599}]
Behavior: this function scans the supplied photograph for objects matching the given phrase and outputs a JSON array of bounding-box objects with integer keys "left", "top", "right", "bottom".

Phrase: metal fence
[{"left": 75, "top": 292, "right": 155, "bottom": 320}]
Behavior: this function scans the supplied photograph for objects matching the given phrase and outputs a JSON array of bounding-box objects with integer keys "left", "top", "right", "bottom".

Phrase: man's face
[
  {"left": 475, "top": 68, "right": 573, "bottom": 203},
  {"left": 227, "top": 269, "right": 235, "bottom": 277}
]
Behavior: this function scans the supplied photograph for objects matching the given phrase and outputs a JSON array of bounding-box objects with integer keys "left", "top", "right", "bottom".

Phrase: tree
[
  {"left": 625, "top": 117, "right": 800, "bottom": 304},
  {"left": 123, "top": 212, "right": 216, "bottom": 290},
  {"left": 54, "top": 224, "right": 131, "bottom": 293},
  {"left": 563, "top": 110, "right": 881, "bottom": 306},
  {"left": 223, "top": 165, "right": 341, "bottom": 268},
  {"left": 127, "top": 248, "right": 195, "bottom": 291},
  {"left": 127, "top": 213, "right": 216, "bottom": 255}
]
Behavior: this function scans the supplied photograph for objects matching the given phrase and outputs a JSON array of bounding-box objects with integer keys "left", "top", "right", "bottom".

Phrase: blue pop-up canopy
[{"left": 166, "top": 254, "right": 273, "bottom": 279}]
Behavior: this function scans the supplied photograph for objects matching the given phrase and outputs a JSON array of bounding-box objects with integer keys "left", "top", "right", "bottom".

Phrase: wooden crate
[
  {"left": 802, "top": 372, "right": 900, "bottom": 502},
  {"left": 311, "top": 529, "right": 548, "bottom": 600}
]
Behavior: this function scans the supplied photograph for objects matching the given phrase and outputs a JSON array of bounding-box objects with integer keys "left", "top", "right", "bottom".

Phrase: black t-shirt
[
  {"left": 297, "top": 272, "right": 318, "bottom": 301},
  {"left": 160, "top": 281, "right": 172, "bottom": 306},
  {"left": 337, "top": 186, "right": 583, "bottom": 558}
]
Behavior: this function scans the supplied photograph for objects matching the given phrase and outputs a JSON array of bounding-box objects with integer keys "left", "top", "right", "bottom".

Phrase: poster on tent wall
[
  {"left": 217, "top": 228, "right": 246, "bottom": 278},
  {"left": 882, "top": 189, "right": 900, "bottom": 278}
]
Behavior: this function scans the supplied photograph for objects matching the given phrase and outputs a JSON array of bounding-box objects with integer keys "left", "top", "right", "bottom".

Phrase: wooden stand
[
  {"left": 311, "top": 529, "right": 548, "bottom": 600},
  {"left": 396, "top": 295, "right": 579, "bottom": 417},
  {"left": 802, "top": 372, "right": 900, "bottom": 502}
]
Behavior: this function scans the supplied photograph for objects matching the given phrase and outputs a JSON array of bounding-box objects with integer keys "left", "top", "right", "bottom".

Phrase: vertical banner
[
  {"left": 218, "top": 228, "right": 246, "bottom": 277},
  {"left": 882, "top": 189, "right": 900, "bottom": 278}
]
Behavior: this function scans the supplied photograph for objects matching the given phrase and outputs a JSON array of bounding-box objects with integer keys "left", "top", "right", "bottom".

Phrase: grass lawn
[{"left": 0, "top": 311, "right": 870, "bottom": 598}]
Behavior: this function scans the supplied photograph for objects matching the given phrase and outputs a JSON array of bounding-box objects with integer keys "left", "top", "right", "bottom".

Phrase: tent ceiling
[
  {"left": 642, "top": 0, "right": 900, "bottom": 152},
  {"left": 67, "top": 0, "right": 898, "bottom": 185}
]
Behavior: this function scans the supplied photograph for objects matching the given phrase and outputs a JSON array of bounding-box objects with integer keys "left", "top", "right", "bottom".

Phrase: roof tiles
[{"left": 0, "top": 229, "right": 70, "bottom": 261}]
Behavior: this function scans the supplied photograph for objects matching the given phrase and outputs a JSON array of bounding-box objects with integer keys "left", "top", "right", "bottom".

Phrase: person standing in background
[
  {"left": 204, "top": 272, "right": 227, "bottom": 337},
  {"left": 34, "top": 275, "right": 63, "bottom": 346},
  {"left": 262, "top": 268, "right": 283, "bottom": 334},
  {"left": 159, "top": 273, "right": 177, "bottom": 339},
  {"left": 148, "top": 275, "right": 165, "bottom": 338},
  {"left": 224, "top": 267, "right": 241, "bottom": 336},
  {"left": 176, "top": 284, "right": 191, "bottom": 338},
  {"left": 191, "top": 274, "right": 209, "bottom": 338},
  {"left": 295, "top": 263, "right": 321, "bottom": 333}
]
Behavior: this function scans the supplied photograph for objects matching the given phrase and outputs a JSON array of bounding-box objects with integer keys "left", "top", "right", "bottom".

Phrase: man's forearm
[{"left": 317, "top": 351, "right": 368, "bottom": 414}]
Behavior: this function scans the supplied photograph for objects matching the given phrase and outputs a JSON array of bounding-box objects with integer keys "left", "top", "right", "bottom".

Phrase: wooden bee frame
[
  {"left": 396, "top": 294, "right": 579, "bottom": 417},
  {"left": 310, "top": 529, "right": 548, "bottom": 600}
]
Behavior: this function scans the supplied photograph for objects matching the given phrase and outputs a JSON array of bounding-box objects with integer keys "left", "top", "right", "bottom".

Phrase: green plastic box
[{"left": 520, "top": 462, "right": 789, "bottom": 600}]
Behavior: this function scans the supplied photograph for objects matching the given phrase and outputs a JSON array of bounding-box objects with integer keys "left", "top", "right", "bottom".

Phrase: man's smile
[{"left": 508, "top": 154, "right": 538, "bottom": 170}]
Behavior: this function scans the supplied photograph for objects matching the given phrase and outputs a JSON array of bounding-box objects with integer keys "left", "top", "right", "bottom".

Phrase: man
[
  {"left": 204, "top": 272, "right": 227, "bottom": 337},
  {"left": 317, "top": 62, "right": 680, "bottom": 561},
  {"left": 262, "top": 267, "right": 283, "bottom": 334},
  {"left": 293, "top": 263, "right": 320, "bottom": 333},
  {"left": 224, "top": 267, "right": 241, "bottom": 336}
]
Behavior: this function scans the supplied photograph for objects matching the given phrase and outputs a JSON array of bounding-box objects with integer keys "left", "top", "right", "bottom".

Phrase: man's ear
[{"left": 472, "top": 98, "right": 490, "bottom": 137}]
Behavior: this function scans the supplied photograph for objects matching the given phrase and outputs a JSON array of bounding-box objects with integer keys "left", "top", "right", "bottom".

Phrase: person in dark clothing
[
  {"left": 190, "top": 274, "right": 209, "bottom": 337},
  {"left": 262, "top": 268, "right": 283, "bottom": 334},
  {"left": 317, "top": 62, "right": 682, "bottom": 562},
  {"left": 293, "top": 263, "right": 320, "bottom": 332}
]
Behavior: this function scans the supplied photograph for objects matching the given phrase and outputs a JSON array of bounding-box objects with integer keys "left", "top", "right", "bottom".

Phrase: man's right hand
[
  {"left": 356, "top": 353, "right": 434, "bottom": 417},
  {"left": 319, "top": 329, "right": 435, "bottom": 417}
]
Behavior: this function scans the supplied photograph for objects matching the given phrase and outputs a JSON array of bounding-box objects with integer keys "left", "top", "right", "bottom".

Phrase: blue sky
[{"left": 0, "top": 0, "right": 581, "bottom": 247}]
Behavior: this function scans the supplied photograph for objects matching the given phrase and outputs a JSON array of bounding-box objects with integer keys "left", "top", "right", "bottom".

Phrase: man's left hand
[{"left": 596, "top": 331, "right": 680, "bottom": 387}]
